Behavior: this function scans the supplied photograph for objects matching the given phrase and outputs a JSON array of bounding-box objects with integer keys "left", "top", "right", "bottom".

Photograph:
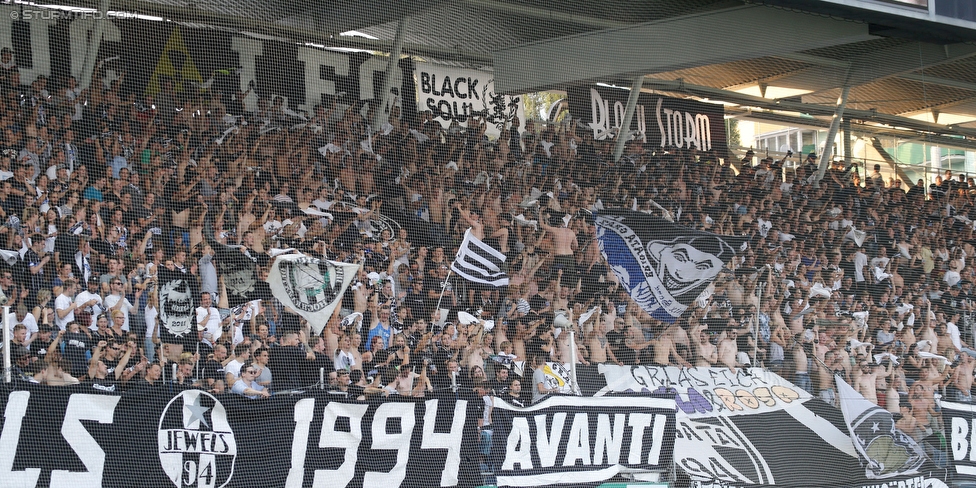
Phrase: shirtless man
[
  {"left": 791, "top": 333, "right": 812, "bottom": 394},
  {"left": 855, "top": 360, "right": 891, "bottom": 405},
  {"left": 587, "top": 317, "right": 621, "bottom": 365},
  {"left": 650, "top": 329, "right": 692, "bottom": 367},
  {"left": 717, "top": 329, "right": 741, "bottom": 371},
  {"left": 951, "top": 353, "right": 975, "bottom": 402},
  {"left": 815, "top": 350, "right": 844, "bottom": 407},
  {"left": 917, "top": 319, "right": 939, "bottom": 352},
  {"left": 540, "top": 212, "right": 577, "bottom": 285},
  {"left": 693, "top": 328, "right": 718, "bottom": 367}
]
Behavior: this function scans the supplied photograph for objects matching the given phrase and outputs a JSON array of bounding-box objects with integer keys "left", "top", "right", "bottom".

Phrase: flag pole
[
  {"left": 437, "top": 228, "right": 469, "bottom": 312},
  {"left": 752, "top": 265, "right": 772, "bottom": 368},
  {"left": 568, "top": 329, "right": 581, "bottom": 396}
]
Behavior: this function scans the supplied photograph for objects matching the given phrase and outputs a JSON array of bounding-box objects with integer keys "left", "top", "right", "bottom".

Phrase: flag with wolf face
[{"left": 595, "top": 209, "right": 748, "bottom": 323}]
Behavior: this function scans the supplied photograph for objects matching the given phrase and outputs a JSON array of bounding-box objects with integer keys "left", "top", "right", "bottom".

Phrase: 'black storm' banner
[
  {"left": 491, "top": 395, "right": 676, "bottom": 487},
  {"left": 566, "top": 85, "right": 727, "bottom": 153}
]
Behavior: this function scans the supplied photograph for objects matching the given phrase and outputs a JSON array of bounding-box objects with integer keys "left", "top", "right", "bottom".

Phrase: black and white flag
[
  {"left": 451, "top": 228, "right": 508, "bottom": 287},
  {"left": 266, "top": 253, "right": 359, "bottom": 335},
  {"left": 836, "top": 375, "right": 926, "bottom": 479},
  {"left": 157, "top": 267, "right": 196, "bottom": 346},
  {"left": 595, "top": 209, "right": 747, "bottom": 323}
]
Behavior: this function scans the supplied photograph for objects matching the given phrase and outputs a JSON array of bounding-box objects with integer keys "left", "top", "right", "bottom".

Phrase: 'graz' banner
[
  {"left": 0, "top": 384, "right": 481, "bottom": 487},
  {"left": 566, "top": 85, "right": 727, "bottom": 153},
  {"left": 584, "top": 365, "right": 950, "bottom": 488},
  {"left": 943, "top": 400, "right": 976, "bottom": 484},
  {"left": 490, "top": 395, "right": 675, "bottom": 487}
]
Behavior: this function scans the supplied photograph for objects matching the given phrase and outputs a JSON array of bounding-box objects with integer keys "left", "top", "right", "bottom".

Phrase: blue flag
[{"left": 595, "top": 209, "right": 747, "bottom": 323}]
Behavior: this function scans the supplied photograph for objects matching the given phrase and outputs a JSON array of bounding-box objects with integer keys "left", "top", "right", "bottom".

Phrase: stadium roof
[{"left": 35, "top": 0, "right": 976, "bottom": 140}]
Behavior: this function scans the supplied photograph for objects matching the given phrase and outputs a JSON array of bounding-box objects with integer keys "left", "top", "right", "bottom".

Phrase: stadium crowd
[{"left": 0, "top": 46, "right": 971, "bottom": 452}]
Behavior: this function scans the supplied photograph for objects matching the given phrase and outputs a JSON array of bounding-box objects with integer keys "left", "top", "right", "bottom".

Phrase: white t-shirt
[
  {"left": 947, "top": 321, "right": 963, "bottom": 351},
  {"left": 76, "top": 290, "right": 103, "bottom": 329},
  {"left": 145, "top": 305, "right": 158, "bottom": 340},
  {"left": 225, "top": 359, "right": 245, "bottom": 382},
  {"left": 8, "top": 312, "right": 37, "bottom": 343},
  {"left": 103, "top": 294, "right": 132, "bottom": 331},
  {"left": 196, "top": 306, "right": 221, "bottom": 346},
  {"left": 54, "top": 293, "right": 74, "bottom": 330}
]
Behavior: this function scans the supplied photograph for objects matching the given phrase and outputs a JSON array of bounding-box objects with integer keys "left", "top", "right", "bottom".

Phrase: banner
[
  {"left": 414, "top": 62, "right": 525, "bottom": 139},
  {"left": 0, "top": 8, "right": 418, "bottom": 120},
  {"left": 944, "top": 400, "right": 976, "bottom": 483},
  {"left": 595, "top": 209, "right": 748, "bottom": 323},
  {"left": 566, "top": 85, "right": 727, "bottom": 153},
  {"left": 208, "top": 238, "right": 271, "bottom": 309},
  {"left": 0, "top": 384, "right": 481, "bottom": 488},
  {"left": 266, "top": 254, "right": 360, "bottom": 335},
  {"left": 585, "top": 365, "right": 949, "bottom": 488},
  {"left": 592, "top": 365, "right": 812, "bottom": 416},
  {"left": 491, "top": 395, "right": 675, "bottom": 487}
]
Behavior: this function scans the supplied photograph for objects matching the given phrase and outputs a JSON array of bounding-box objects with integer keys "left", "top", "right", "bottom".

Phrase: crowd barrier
[{"left": 2, "top": 366, "right": 970, "bottom": 488}]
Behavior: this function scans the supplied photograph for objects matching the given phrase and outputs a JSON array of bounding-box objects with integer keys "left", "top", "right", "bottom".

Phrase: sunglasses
[{"left": 245, "top": 369, "right": 258, "bottom": 374}]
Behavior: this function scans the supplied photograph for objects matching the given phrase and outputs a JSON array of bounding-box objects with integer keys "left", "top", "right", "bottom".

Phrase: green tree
[
  {"left": 522, "top": 91, "right": 566, "bottom": 123},
  {"left": 726, "top": 119, "right": 741, "bottom": 149}
]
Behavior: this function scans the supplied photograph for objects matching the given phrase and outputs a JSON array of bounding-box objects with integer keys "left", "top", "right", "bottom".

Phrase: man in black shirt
[
  {"left": 201, "top": 343, "right": 229, "bottom": 388},
  {"left": 269, "top": 330, "right": 314, "bottom": 390}
]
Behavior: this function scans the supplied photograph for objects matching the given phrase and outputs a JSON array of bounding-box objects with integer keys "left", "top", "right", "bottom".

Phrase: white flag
[
  {"left": 266, "top": 254, "right": 360, "bottom": 334},
  {"left": 451, "top": 229, "right": 508, "bottom": 287},
  {"left": 835, "top": 375, "right": 925, "bottom": 479}
]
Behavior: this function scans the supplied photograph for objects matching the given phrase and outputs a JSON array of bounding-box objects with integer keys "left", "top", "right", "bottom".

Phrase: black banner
[
  {"left": 944, "top": 400, "right": 976, "bottom": 484},
  {"left": 566, "top": 85, "right": 727, "bottom": 153},
  {"left": 491, "top": 395, "right": 675, "bottom": 487},
  {"left": 0, "top": 384, "right": 482, "bottom": 487}
]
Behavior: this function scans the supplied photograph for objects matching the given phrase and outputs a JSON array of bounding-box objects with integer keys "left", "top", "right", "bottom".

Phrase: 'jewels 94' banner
[
  {"left": 0, "top": 384, "right": 481, "bottom": 487},
  {"left": 491, "top": 395, "right": 675, "bottom": 487}
]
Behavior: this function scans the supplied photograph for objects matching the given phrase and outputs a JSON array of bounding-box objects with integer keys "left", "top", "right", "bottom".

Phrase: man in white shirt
[
  {"left": 75, "top": 276, "right": 104, "bottom": 330},
  {"left": 853, "top": 248, "right": 868, "bottom": 287},
  {"left": 196, "top": 292, "right": 223, "bottom": 351},
  {"left": 55, "top": 278, "right": 90, "bottom": 330},
  {"left": 224, "top": 343, "right": 251, "bottom": 386},
  {"left": 102, "top": 278, "right": 133, "bottom": 331}
]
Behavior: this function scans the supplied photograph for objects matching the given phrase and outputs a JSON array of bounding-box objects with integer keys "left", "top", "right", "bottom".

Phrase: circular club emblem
[
  {"left": 158, "top": 390, "right": 237, "bottom": 488},
  {"left": 280, "top": 257, "right": 345, "bottom": 313}
]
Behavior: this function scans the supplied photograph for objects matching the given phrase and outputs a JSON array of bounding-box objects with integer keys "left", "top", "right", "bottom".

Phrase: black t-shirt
[
  {"left": 269, "top": 345, "right": 307, "bottom": 390},
  {"left": 64, "top": 331, "right": 91, "bottom": 375},
  {"left": 201, "top": 359, "right": 225, "bottom": 382},
  {"left": 307, "top": 351, "right": 332, "bottom": 386}
]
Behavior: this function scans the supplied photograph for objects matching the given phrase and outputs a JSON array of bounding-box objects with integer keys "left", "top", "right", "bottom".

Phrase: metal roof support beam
[
  {"left": 816, "top": 85, "right": 851, "bottom": 187},
  {"left": 788, "top": 42, "right": 976, "bottom": 95},
  {"left": 493, "top": 5, "right": 874, "bottom": 94},
  {"left": 898, "top": 73, "right": 976, "bottom": 93},
  {"left": 612, "top": 76, "right": 644, "bottom": 163},
  {"left": 373, "top": 16, "right": 409, "bottom": 129},
  {"left": 640, "top": 78, "right": 976, "bottom": 139},
  {"left": 463, "top": 0, "right": 625, "bottom": 29}
]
